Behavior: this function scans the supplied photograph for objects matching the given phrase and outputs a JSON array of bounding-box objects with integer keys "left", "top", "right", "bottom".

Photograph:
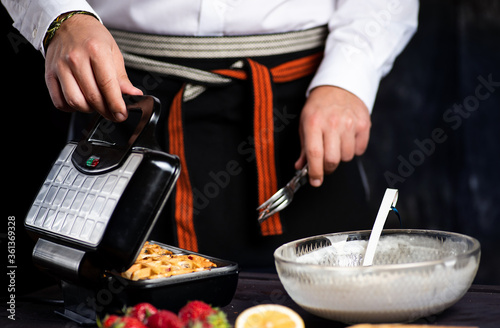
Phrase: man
[{"left": 3, "top": 0, "right": 418, "bottom": 269}]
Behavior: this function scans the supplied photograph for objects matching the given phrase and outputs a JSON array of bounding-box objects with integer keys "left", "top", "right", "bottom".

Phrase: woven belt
[
  {"left": 112, "top": 27, "right": 327, "bottom": 252},
  {"left": 110, "top": 26, "right": 327, "bottom": 59}
]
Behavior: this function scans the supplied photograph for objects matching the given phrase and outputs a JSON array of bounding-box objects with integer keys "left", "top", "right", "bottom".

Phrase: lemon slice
[{"left": 235, "top": 304, "right": 305, "bottom": 328}]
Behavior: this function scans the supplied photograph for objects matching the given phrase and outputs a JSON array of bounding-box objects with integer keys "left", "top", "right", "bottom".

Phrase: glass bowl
[{"left": 274, "top": 229, "right": 480, "bottom": 324}]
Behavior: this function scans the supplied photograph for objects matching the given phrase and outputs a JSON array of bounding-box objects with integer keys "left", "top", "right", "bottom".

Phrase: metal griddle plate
[
  {"left": 26, "top": 144, "right": 144, "bottom": 247},
  {"left": 24, "top": 95, "right": 181, "bottom": 282}
]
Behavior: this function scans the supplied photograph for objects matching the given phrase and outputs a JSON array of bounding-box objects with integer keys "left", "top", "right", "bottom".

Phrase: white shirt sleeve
[
  {"left": 308, "top": 0, "right": 419, "bottom": 112},
  {"left": 1, "top": 0, "right": 100, "bottom": 53}
]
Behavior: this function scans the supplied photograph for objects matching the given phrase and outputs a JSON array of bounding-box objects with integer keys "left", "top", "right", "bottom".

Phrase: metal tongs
[{"left": 257, "top": 165, "right": 309, "bottom": 223}]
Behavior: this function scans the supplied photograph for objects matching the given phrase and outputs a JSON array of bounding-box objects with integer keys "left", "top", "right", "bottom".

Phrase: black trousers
[{"left": 71, "top": 48, "right": 372, "bottom": 271}]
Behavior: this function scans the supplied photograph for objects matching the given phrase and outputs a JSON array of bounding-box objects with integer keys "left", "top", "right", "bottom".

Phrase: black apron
[{"left": 71, "top": 27, "right": 372, "bottom": 271}]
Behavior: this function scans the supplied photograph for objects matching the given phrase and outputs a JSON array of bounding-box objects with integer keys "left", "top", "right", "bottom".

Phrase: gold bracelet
[{"left": 43, "top": 11, "right": 97, "bottom": 52}]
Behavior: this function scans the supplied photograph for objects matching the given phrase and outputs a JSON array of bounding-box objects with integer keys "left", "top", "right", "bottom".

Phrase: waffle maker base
[{"left": 23, "top": 96, "right": 239, "bottom": 325}]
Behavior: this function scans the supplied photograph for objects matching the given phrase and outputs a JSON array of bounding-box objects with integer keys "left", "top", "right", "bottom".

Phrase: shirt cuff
[
  {"left": 307, "top": 43, "right": 382, "bottom": 114},
  {"left": 8, "top": 0, "right": 100, "bottom": 54}
]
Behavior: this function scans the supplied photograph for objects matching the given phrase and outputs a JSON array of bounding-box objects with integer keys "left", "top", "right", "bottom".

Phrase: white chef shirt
[{"left": 1, "top": 0, "right": 419, "bottom": 111}]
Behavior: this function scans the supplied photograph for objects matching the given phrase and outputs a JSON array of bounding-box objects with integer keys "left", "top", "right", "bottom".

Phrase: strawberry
[
  {"left": 126, "top": 302, "right": 158, "bottom": 323},
  {"left": 118, "top": 317, "right": 149, "bottom": 328},
  {"left": 197, "top": 310, "right": 231, "bottom": 328},
  {"left": 147, "top": 310, "right": 183, "bottom": 328},
  {"left": 179, "top": 301, "right": 230, "bottom": 328},
  {"left": 178, "top": 301, "right": 215, "bottom": 324},
  {"left": 100, "top": 315, "right": 148, "bottom": 328},
  {"left": 100, "top": 314, "right": 120, "bottom": 328}
]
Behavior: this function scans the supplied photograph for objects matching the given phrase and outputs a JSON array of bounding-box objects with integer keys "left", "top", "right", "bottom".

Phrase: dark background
[
  {"left": 2, "top": 0, "right": 500, "bottom": 297},
  {"left": 363, "top": 0, "right": 500, "bottom": 286}
]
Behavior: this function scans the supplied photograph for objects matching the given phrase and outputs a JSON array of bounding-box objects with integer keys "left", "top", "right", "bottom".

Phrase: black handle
[{"left": 123, "top": 94, "right": 162, "bottom": 149}]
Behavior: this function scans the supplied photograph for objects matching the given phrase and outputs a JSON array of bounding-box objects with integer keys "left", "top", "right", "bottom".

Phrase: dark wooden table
[{"left": 2, "top": 272, "right": 500, "bottom": 327}]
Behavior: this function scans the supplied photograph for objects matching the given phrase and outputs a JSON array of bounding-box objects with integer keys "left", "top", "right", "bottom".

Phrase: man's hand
[
  {"left": 295, "top": 85, "right": 371, "bottom": 187},
  {"left": 44, "top": 14, "right": 143, "bottom": 122}
]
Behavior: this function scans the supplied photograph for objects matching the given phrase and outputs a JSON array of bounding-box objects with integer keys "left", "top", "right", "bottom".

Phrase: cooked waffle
[{"left": 121, "top": 242, "right": 217, "bottom": 281}]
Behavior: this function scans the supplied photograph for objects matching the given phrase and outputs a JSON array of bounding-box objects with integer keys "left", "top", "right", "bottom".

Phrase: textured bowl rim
[{"left": 274, "top": 229, "right": 481, "bottom": 271}]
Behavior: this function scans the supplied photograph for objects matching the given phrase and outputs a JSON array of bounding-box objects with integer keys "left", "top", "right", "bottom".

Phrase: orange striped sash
[{"left": 168, "top": 52, "right": 322, "bottom": 251}]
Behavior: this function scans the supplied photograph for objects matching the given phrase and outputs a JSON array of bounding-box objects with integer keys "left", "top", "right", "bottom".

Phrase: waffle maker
[{"left": 24, "top": 95, "right": 239, "bottom": 325}]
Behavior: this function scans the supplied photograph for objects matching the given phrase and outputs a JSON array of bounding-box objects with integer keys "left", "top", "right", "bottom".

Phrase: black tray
[{"left": 106, "top": 242, "right": 239, "bottom": 311}]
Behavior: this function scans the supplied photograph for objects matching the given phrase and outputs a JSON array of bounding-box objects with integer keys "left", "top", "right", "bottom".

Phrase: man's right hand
[{"left": 44, "top": 13, "right": 143, "bottom": 122}]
